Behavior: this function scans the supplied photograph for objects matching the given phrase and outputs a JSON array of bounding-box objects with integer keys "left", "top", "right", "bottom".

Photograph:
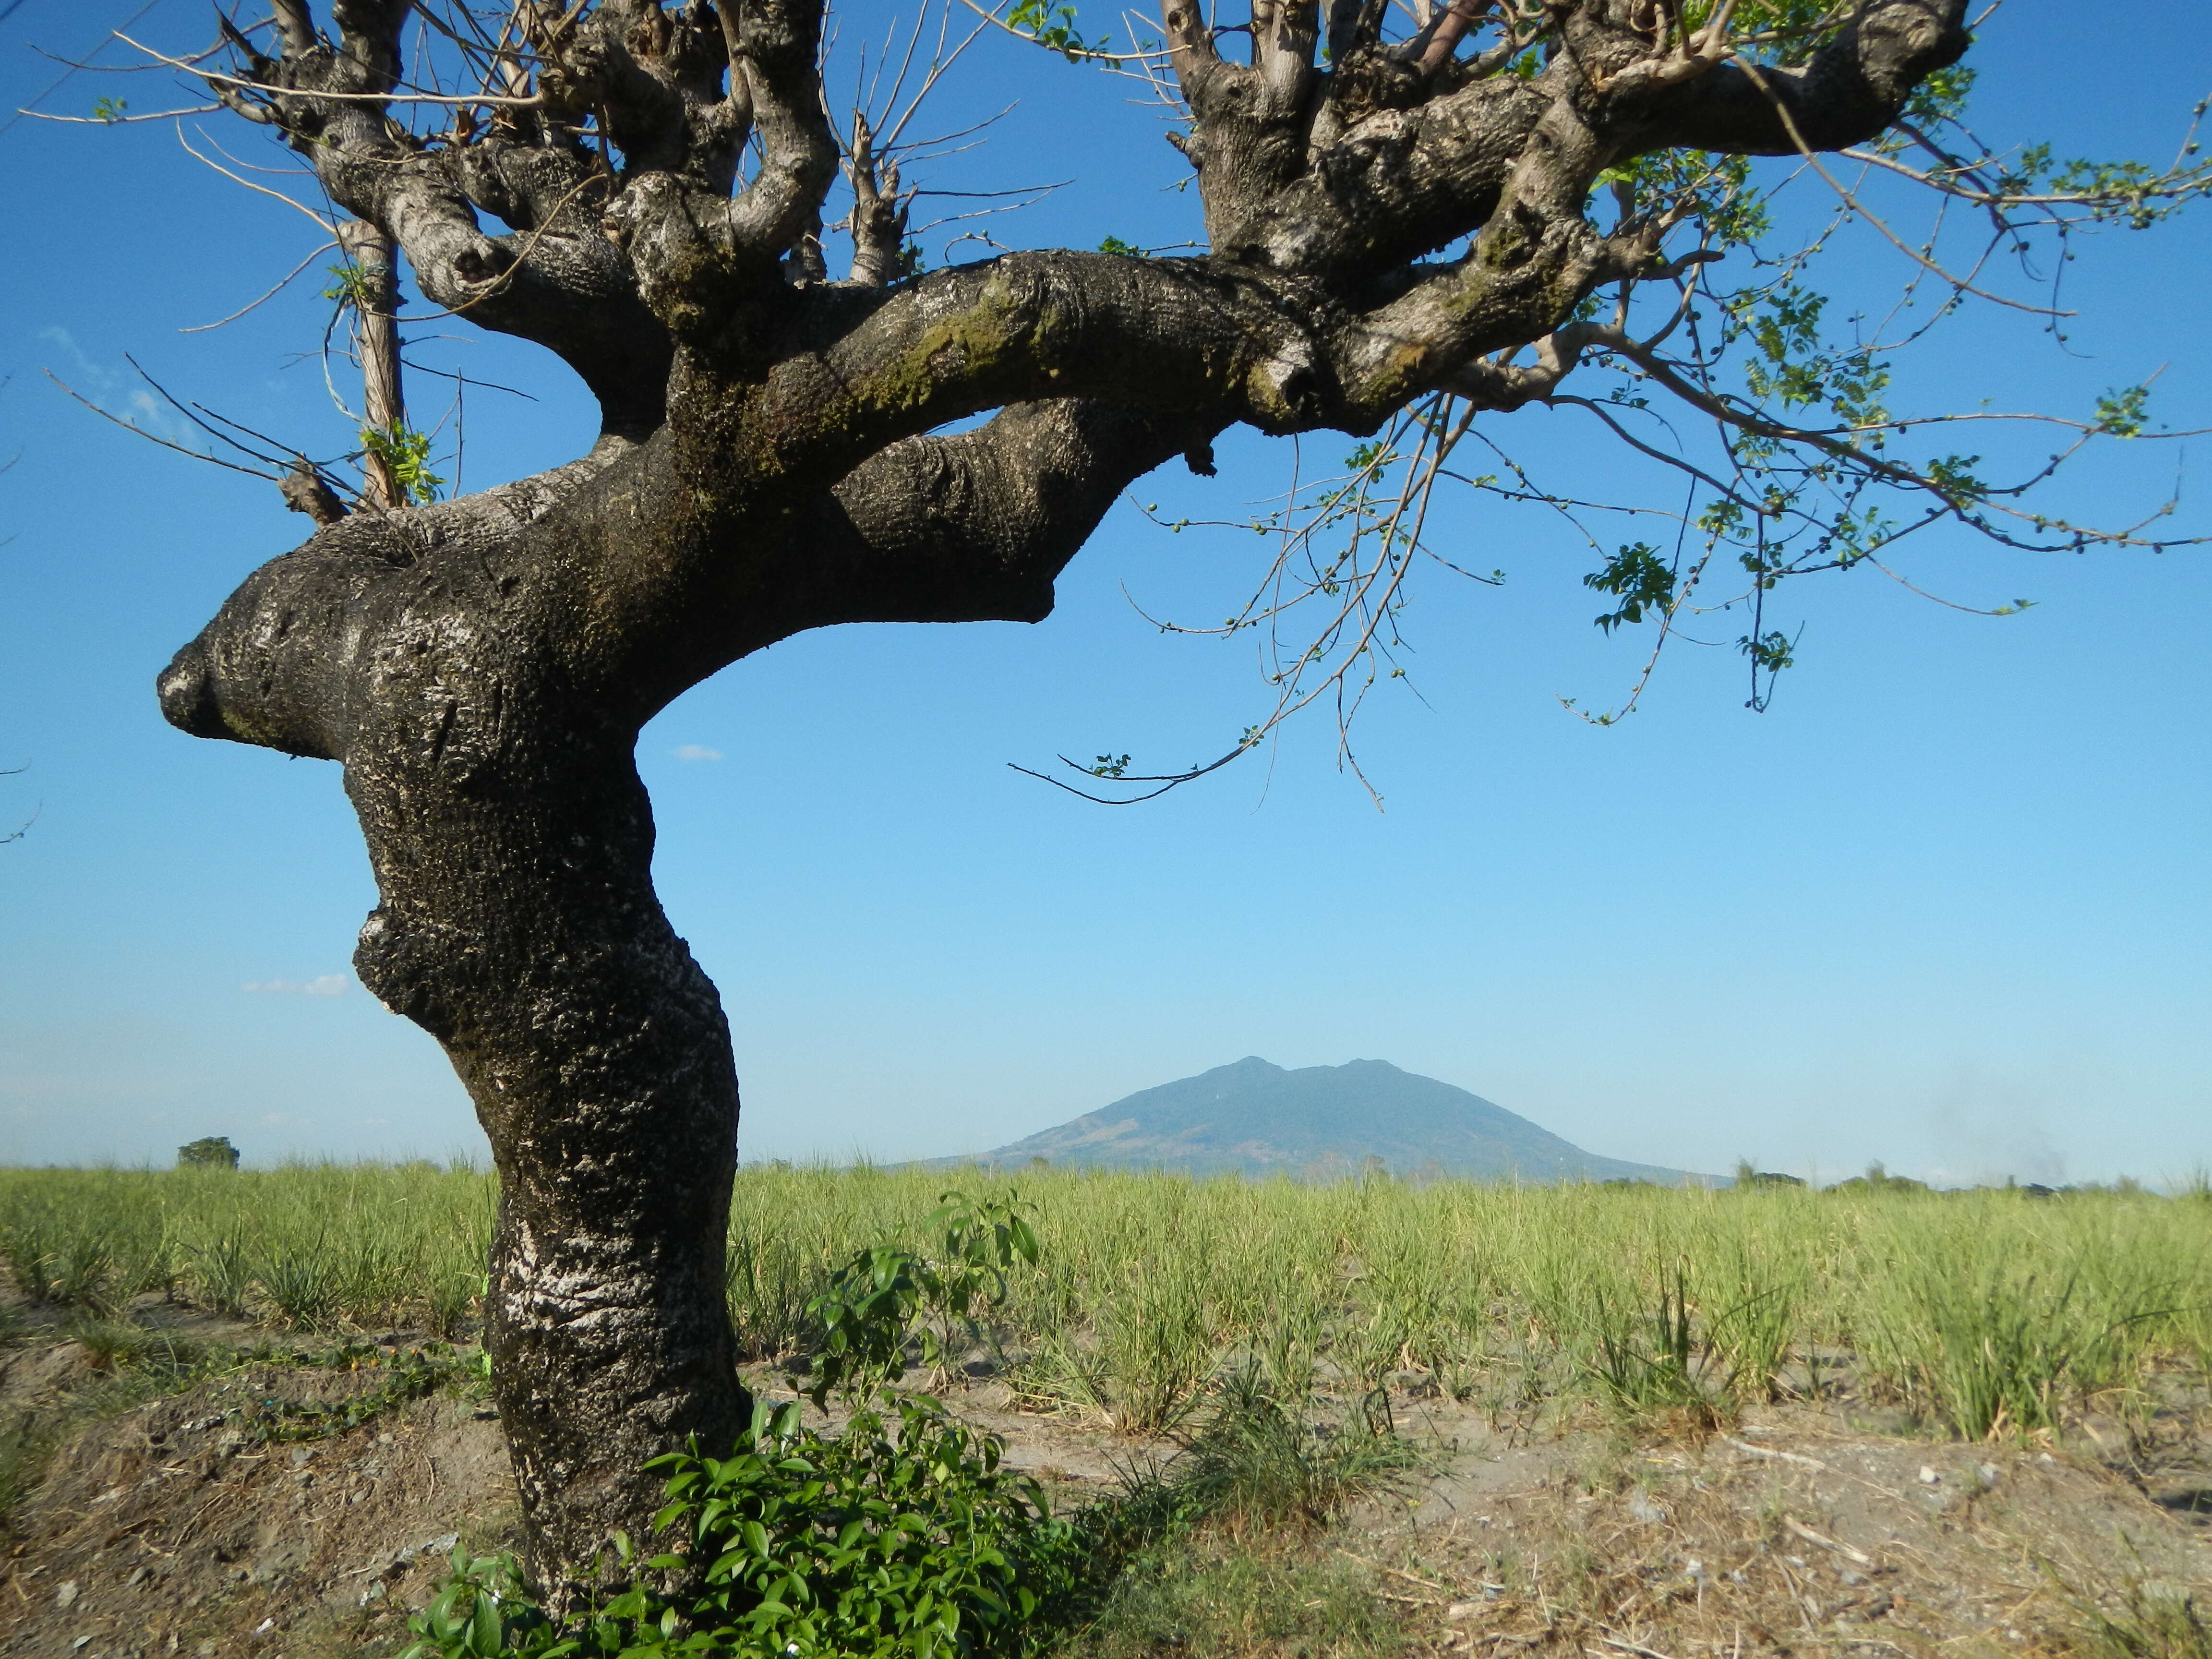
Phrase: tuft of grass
[
  {"left": 1705, "top": 1247, "right": 1803, "bottom": 1402},
  {"left": 1, "top": 1214, "right": 57, "bottom": 1304},
  {"left": 425, "top": 1269, "right": 480, "bottom": 1339},
  {"left": 62, "top": 1311, "right": 151, "bottom": 1371},
  {"left": 1093, "top": 1259, "right": 1220, "bottom": 1435},
  {"left": 0, "top": 1408, "right": 54, "bottom": 1527},
  {"left": 2077, "top": 1583, "right": 2212, "bottom": 1659},
  {"left": 1058, "top": 1539, "right": 1410, "bottom": 1659},
  {"left": 1164, "top": 1366, "right": 1420, "bottom": 1538},
  {"left": 124, "top": 1231, "right": 184, "bottom": 1302},
  {"left": 256, "top": 1243, "right": 343, "bottom": 1331},
  {"left": 1584, "top": 1265, "right": 1710, "bottom": 1419},
  {"left": 725, "top": 1229, "right": 823, "bottom": 1358},
  {"left": 192, "top": 1234, "right": 254, "bottom": 1316},
  {"left": 51, "top": 1229, "right": 118, "bottom": 1311}
]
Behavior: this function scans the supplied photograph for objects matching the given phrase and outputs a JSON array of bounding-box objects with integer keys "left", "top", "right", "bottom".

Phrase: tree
[
  {"left": 176, "top": 1135, "right": 243, "bottom": 1170},
  {"left": 99, "top": 0, "right": 2202, "bottom": 1595}
]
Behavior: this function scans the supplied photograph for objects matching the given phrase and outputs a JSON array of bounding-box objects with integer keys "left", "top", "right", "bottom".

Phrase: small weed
[
  {"left": 0, "top": 1409, "right": 53, "bottom": 1525},
  {"left": 799, "top": 1190, "right": 1038, "bottom": 1405},
  {"left": 1166, "top": 1366, "right": 1419, "bottom": 1537},
  {"left": 2076, "top": 1581, "right": 2212, "bottom": 1659},
  {"left": 1586, "top": 1265, "right": 1713, "bottom": 1421},
  {"left": 52, "top": 1235, "right": 116, "bottom": 1311},
  {"left": 1062, "top": 1539, "right": 1409, "bottom": 1659},
  {"left": 360, "top": 422, "right": 444, "bottom": 506},
  {"left": 257, "top": 1244, "right": 342, "bottom": 1331},
  {"left": 126, "top": 1233, "right": 184, "bottom": 1301},
  {"left": 424, "top": 1270, "right": 479, "bottom": 1339},
  {"left": 0, "top": 1219, "right": 56, "bottom": 1304},
  {"left": 192, "top": 1235, "right": 254, "bottom": 1317},
  {"left": 725, "top": 1230, "right": 826, "bottom": 1358},
  {"left": 238, "top": 1344, "right": 464, "bottom": 1444},
  {"left": 62, "top": 1312, "right": 149, "bottom": 1370}
]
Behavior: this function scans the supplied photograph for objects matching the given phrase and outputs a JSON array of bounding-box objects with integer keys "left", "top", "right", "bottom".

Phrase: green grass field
[{"left": 4, "top": 1162, "right": 2207, "bottom": 1444}]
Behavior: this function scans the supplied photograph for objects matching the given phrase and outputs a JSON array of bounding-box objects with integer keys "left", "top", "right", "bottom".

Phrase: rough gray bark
[{"left": 162, "top": 0, "right": 1970, "bottom": 1596}]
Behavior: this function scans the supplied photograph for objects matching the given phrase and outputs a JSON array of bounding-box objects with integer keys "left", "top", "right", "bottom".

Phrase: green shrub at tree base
[
  {"left": 399, "top": 1395, "right": 1082, "bottom": 1659},
  {"left": 404, "top": 1192, "right": 1079, "bottom": 1659}
]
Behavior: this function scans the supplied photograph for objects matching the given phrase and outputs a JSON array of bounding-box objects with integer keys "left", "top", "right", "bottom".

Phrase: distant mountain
[{"left": 950, "top": 1057, "right": 1709, "bottom": 1185}]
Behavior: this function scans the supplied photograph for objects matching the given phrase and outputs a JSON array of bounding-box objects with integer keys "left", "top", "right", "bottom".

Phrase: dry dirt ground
[{"left": 0, "top": 1300, "right": 2205, "bottom": 1659}]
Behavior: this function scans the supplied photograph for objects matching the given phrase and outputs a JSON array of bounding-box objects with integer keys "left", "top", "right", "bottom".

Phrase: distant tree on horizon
[{"left": 175, "top": 1136, "right": 241, "bottom": 1172}]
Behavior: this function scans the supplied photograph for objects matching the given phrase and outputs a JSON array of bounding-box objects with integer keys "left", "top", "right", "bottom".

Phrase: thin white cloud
[
  {"left": 39, "top": 325, "right": 200, "bottom": 447},
  {"left": 240, "top": 974, "right": 350, "bottom": 997},
  {"left": 673, "top": 744, "right": 723, "bottom": 762}
]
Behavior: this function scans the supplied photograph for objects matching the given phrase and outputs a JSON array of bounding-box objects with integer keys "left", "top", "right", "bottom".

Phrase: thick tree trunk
[
  {"left": 349, "top": 752, "right": 750, "bottom": 1597},
  {"left": 157, "top": 469, "right": 751, "bottom": 1598}
]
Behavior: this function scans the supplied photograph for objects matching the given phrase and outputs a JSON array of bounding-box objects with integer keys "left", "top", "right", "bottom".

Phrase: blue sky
[{"left": 0, "top": 0, "right": 2206, "bottom": 1185}]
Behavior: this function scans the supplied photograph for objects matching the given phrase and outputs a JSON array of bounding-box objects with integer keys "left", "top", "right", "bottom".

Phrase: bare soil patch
[{"left": 1354, "top": 1398, "right": 2212, "bottom": 1659}]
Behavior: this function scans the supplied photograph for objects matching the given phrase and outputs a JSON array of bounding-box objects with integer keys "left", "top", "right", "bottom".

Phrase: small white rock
[
  {"left": 1918, "top": 1466, "right": 1941, "bottom": 1485},
  {"left": 55, "top": 1581, "right": 79, "bottom": 1610}
]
